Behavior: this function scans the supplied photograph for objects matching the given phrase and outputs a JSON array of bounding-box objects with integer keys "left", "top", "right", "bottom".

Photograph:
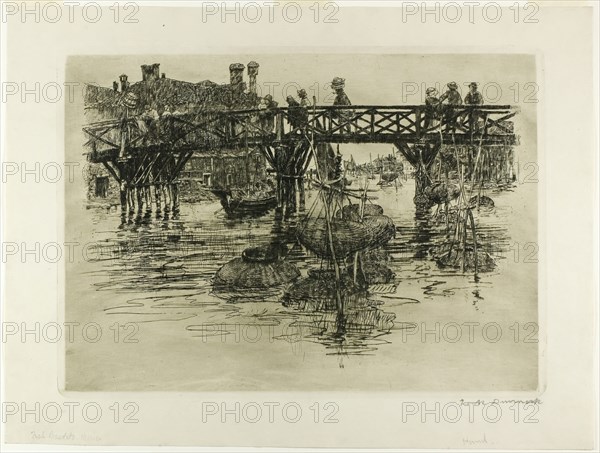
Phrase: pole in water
[
  {"left": 321, "top": 190, "right": 344, "bottom": 315},
  {"left": 468, "top": 208, "right": 478, "bottom": 277},
  {"left": 144, "top": 185, "right": 152, "bottom": 220},
  {"left": 119, "top": 182, "right": 127, "bottom": 225},
  {"left": 136, "top": 186, "right": 144, "bottom": 223},
  {"left": 171, "top": 182, "right": 180, "bottom": 217},
  {"left": 305, "top": 117, "right": 344, "bottom": 316},
  {"left": 155, "top": 183, "right": 162, "bottom": 218}
]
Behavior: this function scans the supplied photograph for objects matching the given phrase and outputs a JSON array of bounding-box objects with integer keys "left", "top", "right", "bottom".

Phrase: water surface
[{"left": 65, "top": 178, "right": 537, "bottom": 391}]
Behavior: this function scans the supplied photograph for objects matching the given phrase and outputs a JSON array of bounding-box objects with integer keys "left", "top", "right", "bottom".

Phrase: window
[{"left": 95, "top": 176, "right": 109, "bottom": 198}]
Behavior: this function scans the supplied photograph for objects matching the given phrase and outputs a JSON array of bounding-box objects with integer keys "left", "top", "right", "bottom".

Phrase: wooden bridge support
[
  {"left": 100, "top": 149, "right": 193, "bottom": 225},
  {"left": 429, "top": 143, "right": 516, "bottom": 186},
  {"left": 127, "top": 185, "right": 135, "bottom": 222},
  {"left": 171, "top": 182, "right": 180, "bottom": 217},
  {"left": 395, "top": 139, "right": 441, "bottom": 209},
  {"left": 119, "top": 182, "right": 127, "bottom": 224},
  {"left": 154, "top": 184, "right": 162, "bottom": 218},
  {"left": 135, "top": 186, "right": 144, "bottom": 222},
  {"left": 162, "top": 184, "right": 171, "bottom": 219},
  {"left": 298, "top": 177, "right": 306, "bottom": 210},
  {"left": 473, "top": 144, "right": 515, "bottom": 184},
  {"left": 262, "top": 141, "right": 311, "bottom": 216},
  {"left": 85, "top": 104, "right": 518, "bottom": 224}
]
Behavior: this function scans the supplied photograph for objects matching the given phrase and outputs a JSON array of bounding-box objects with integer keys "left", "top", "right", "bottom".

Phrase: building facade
[{"left": 85, "top": 61, "right": 269, "bottom": 204}]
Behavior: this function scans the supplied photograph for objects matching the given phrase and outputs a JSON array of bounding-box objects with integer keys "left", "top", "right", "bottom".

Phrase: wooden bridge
[{"left": 84, "top": 104, "right": 519, "bottom": 222}]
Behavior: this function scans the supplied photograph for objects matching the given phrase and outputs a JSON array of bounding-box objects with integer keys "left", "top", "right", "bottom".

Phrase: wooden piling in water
[
  {"left": 119, "top": 184, "right": 127, "bottom": 224},
  {"left": 154, "top": 184, "right": 161, "bottom": 218},
  {"left": 171, "top": 182, "right": 180, "bottom": 217},
  {"left": 135, "top": 186, "right": 144, "bottom": 222},
  {"left": 127, "top": 185, "right": 135, "bottom": 222},
  {"left": 144, "top": 185, "right": 152, "bottom": 219},
  {"left": 299, "top": 177, "right": 306, "bottom": 210}
]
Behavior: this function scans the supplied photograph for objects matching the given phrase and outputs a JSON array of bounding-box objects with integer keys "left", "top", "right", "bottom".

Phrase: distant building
[
  {"left": 85, "top": 163, "right": 120, "bottom": 201},
  {"left": 84, "top": 61, "right": 267, "bottom": 203},
  {"left": 180, "top": 148, "right": 268, "bottom": 191}
]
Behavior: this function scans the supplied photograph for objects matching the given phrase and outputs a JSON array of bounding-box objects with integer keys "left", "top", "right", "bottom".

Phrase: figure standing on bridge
[
  {"left": 440, "top": 81, "right": 463, "bottom": 105},
  {"left": 286, "top": 95, "right": 304, "bottom": 130},
  {"left": 258, "top": 94, "right": 278, "bottom": 133},
  {"left": 257, "top": 97, "right": 268, "bottom": 129},
  {"left": 464, "top": 82, "right": 484, "bottom": 133},
  {"left": 423, "top": 87, "right": 441, "bottom": 131},
  {"left": 464, "top": 82, "right": 483, "bottom": 105},
  {"left": 160, "top": 104, "right": 174, "bottom": 136},
  {"left": 440, "top": 81, "right": 463, "bottom": 133},
  {"left": 331, "top": 77, "right": 352, "bottom": 134},
  {"left": 297, "top": 89, "right": 312, "bottom": 129},
  {"left": 138, "top": 104, "right": 159, "bottom": 145},
  {"left": 298, "top": 89, "right": 312, "bottom": 108}
]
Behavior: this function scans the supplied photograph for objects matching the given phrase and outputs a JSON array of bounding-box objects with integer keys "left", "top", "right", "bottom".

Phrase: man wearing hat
[
  {"left": 331, "top": 77, "right": 351, "bottom": 133},
  {"left": 439, "top": 82, "right": 463, "bottom": 133},
  {"left": 464, "top": 82, "right": 484, "bottom": 133},
  {"left": 297, "top": 88, "right": 312, "bottom": 108},
  {"left": 464, "top": 82, "right": 484, "bottom": 105},
  {"left": 286, "top": 95, "right": 304, "bottom": 129},
  {"left": 258, "top": 94, "right": 278, "bottom": 133},
  {"left": 424, "top": 87, "right": 441, "bottom": 130},
  {"left": 439, "top": 81, "right": 463, "bottom": 106},
  {"left": 138, "top": 104, "right": 160, "bottom": 145}
]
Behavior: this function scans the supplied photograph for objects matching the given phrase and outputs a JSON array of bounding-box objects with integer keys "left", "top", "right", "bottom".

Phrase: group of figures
[
  {"left": 256, "top": 76, "right": 352, "bottom": 132},
  {"left": 127, "top": 103, "right": 189, "bottom": 148},
  {"left": 424, "top": 81, "right": 485, "bottom": 132},
  {"left": 254, "top": 78, "right": 486, "bottom": 135}
]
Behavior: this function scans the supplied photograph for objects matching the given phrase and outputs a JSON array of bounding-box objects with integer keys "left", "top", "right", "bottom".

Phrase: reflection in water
[
  {"left": 412, "top": 208, "right": 436, "bottom": 260},
  {"left": 81, "top": 184, "right": 515, "bottom": 357}
]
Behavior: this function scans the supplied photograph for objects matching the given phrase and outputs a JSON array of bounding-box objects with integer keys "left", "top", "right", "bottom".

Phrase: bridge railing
[
  {"left": 84, "top": 104, "right": 518, "bottom": 160},
  {"left": 306, "top": 104, "right": 512, "bottom": 140},
  {"left": 219, "top": 104, "right": 518, "bottom": 144}
]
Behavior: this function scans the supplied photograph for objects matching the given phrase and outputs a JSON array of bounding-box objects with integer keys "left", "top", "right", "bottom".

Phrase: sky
[{"left": 69, "top": 54, "right": 537, "bottom": 164}]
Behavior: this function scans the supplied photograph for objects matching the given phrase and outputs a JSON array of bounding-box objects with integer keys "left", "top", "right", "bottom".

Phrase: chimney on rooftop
[
  {"left": 119, "top": 74, "right": 129, "bottom": 91},
  {"left": 229, "top": 63, "right": 245, "bottom": 89},
  {"left": 141, "top": 63, "right": 160, "bottom": 82},
  {"left": 247, "top": 61, "right": 259, "bottom": 95}
]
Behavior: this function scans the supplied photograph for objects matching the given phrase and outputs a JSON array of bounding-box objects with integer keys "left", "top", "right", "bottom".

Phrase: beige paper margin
[{"left": 2, "top": 1, "right": 598, "bottom": 450}]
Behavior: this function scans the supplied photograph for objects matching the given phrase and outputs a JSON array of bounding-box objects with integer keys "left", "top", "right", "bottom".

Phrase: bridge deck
[{"left": 84, "top": 104, "right": 518, "bottom": 162}]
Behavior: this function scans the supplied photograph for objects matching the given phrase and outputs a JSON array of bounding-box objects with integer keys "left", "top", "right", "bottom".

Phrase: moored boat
[
  {"left": 378, "top": 171, "right": 400, "bottom": 184},
  {"left": 211, "top": 188, "right": 277, "bottom": 216}
]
